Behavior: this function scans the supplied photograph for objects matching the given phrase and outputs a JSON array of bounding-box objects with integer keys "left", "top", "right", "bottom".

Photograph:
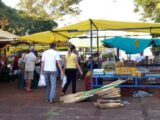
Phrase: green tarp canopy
[{"left": 102, "top": 36, "right": 160, "bottom": 54}]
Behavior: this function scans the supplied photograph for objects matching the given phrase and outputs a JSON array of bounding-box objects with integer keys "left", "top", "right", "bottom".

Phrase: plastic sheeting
[
  {"left": 154, "top": 38, "right": 160, "bottom": 46},
  {"left": 102, "top": 37, "right": 153, "bottom": 54}
]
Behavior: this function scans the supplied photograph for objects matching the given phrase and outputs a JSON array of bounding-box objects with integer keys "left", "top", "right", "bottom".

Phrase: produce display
[
  {"left": 102, "top": 61, "right": 115, "bottom": 70},
  {"left": 101, "top": 49, "right": 115, "bottom": 71},
  {"left": 115, "top": 67, "right": 141, "bottom": 76},
  {"left": 115, "top": 61, "right": 124, "bottom": 67}
]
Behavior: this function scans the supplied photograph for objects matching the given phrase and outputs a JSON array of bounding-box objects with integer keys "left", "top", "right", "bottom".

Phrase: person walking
[
  {"left": 18, "top": 53, "right": 26, "bottom": 89},
  {"left": 62, "top": 44, "right": 83, "bottom": 95},
  {"left": 41, "top": 43, "right": 64, "bottom": 103},
  {"left": 24, "top": 47, "right": 37, "bottom": 92},
  {"left": 12, "top": 54, "right": 19, "bottom": 82}
]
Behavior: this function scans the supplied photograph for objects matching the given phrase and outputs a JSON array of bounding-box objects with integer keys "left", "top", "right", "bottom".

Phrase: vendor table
[{"left": 93, "top": 73, "right": 160, "bottom": 88}]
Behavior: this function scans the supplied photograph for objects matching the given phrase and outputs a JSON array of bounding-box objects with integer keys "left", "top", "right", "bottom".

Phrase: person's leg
[
  {"left": 49, "top": 71, "right": 57, "bottom": 102},
  {"left": 71, "top": 69, "right": 77, "bottom": 93},
  {"left": 19, "top": 70, "right": 23, "bottom": 89},
  {"left": 24, "top": 71, "right": 28, "bottom": 90},
  {"left": 21, "top": 71, "right": 25, "bottom": 88},
  {"left": 25, "top": 80, "right": 28, "bottom": 90},
  {"left": 56, "top": 68, "right": 60, "bottom": 80},
  {"left": 62, "top": 69, "right": 71, "bottom": 94},
  {"left": 27, "top": 72, "right": 34, "bottom": 91},
  {"left": 27, "top": 79, "right": 32, "bottom": 91},
  {"left": 44, "top": 71, "right": 50, "bottom": 101}
]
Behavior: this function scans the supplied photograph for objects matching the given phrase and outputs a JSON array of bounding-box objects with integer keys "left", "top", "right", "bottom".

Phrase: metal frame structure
[
  {"left": 86, "top": 20, "right": 160, "bottom": 89},
  {"left": 51, "top": 20, "right": 160, "bottom": 89},
  {"left": 93, "top": 74, "right": 160, "bottom": 88}
]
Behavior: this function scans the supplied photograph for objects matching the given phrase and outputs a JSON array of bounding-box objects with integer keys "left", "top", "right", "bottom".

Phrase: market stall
[
  {"left": 0, "top": 29, "right": 18, "bottom": 82},
  {"left": 92, "top": 36, "right": 160, "bottom": 88},
  {"left": 19, "top": 19, "right": 160, "bottom": 89}
]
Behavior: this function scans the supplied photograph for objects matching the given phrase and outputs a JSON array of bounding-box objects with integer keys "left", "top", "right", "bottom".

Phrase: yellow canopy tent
[
  {"left": 19, "top": 19, "right": 160, "bottom": 43},
  {"left": 18, "top": 20, "right": 91, "bottom": 43}
]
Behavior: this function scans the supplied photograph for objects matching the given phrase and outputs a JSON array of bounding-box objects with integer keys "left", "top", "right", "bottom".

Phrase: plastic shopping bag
[
  {"left": 38, "top": 73, "right": 46, "bottom": 87},
  {"left": 61, "top": 75, "right": 67, "bottom": 88}
]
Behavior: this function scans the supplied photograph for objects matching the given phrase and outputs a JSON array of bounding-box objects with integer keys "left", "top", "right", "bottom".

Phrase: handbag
[{"left": 38, "top": 73, "right": 46, "bottom": 87}]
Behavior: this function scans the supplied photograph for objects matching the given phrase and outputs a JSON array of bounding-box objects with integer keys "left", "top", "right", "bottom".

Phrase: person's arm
[
  {"left": 57, "top": 60, "right": 64, "bottom": 76},
  {"left": 34, "top": 55, "right": 38, "bottom": 64},
  {"left": 75, "top": 58, "right": 83, "bottom": 75},
  {"left": 18, "top": 59, "right": 22, "bottom": 69},
  {"left": 41, "top": 61, "right": 44, "bottom": 73},
  {"left": 56, "top": 52, "right": 64, "bottom": 76},
  {"left": 41, "top": 53, "right": 44, "bottom": 73},
  {"left": 63, "top": 57, "right": 66, "bottom": 72}
]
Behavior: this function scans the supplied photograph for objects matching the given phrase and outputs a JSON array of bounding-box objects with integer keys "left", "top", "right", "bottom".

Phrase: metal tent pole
[
  {"left": 89, "top": 19, "right": 100, "bottom": 68},
  {"left": 89, "top": 19, "right": 93, "bottom": 89},
  {"left": 117, "top": 48, "right": 120, "bottom": 60},
  {"left": 96, "top": 29, "right": 100, "bottom": 68}
]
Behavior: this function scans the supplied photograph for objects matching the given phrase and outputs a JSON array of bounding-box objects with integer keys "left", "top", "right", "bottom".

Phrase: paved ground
[{"left": 1, "top": 80, "right": 160, "bottom": 120}]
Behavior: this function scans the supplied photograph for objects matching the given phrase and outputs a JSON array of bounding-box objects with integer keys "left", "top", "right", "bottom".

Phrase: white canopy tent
[{"left": 0, "top": 29, "right": 18, "bottom": 39}]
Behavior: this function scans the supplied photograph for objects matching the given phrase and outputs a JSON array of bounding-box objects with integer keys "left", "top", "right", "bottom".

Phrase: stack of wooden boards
[
  {"left": 94, "top": 88, "right": 124, "bottom": 109},
  {"left": 60, "top": 79, "right": 125, "bottom": 105}
]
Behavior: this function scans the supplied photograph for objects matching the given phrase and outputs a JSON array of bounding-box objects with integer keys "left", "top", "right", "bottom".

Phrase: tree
[
  {"left": 17, "top": 0, "right": 82, "bottom": 19},
  {"left": 134, "top": 0, "right": 160, "bottom": 56},
  {"left": 151, "top": 45, "right": 160, "bottom": 56},
  {"left": 13, "top": 10, "right": 58, "bottom": 35},
  {"left": 0, "top": 0, "right": 18, "bottom": 32},
  {"left": 0, "top": 0, "right": 82, "bottom": 35},
  {"left": 0, "top": 0, "right": 57, "bottom": 35},
  {"left": 134, "top": 0, "right": 160, "bottom": 21}
]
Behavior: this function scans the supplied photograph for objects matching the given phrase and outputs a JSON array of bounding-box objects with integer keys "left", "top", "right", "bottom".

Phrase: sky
[
  {"left": 1, "top": 0, "right": 19, "bottom": 7},
  {"left": 71, "top": 0, "right": 140, "bottom": 22},
  {"left": 2, "top": 0, "right": 141, "bottom": 26}
]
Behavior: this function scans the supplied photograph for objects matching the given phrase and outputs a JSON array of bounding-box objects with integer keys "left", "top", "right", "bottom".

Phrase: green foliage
[
  {"left": 134, "top": 0, "right": 160, "bottom": 56},
  {"left": 0, "top": 0, "right": 82, "bottom": 35},
  {"left": 17, "top": 0, "right": 82, "bottom": 19},
  {"left": 134, "top": 0, "right": 160, "bottom": 21},
  {"left": 151, "top": 45, "right": 160, "bottom": 56},
  {"left": 14, "top": 10, "right": 58, "bottom": 35},
  {"left": 0, "top": 0, "right": 57, "bottom": 35},
  {"left": 0, "top": 0, "right": 18, "bottom": 32},
  {"left": 101, "top": 53, "right": 114, "bottom": 61}
]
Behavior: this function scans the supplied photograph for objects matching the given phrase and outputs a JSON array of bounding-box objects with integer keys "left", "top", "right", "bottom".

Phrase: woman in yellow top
[{"left": 62, "top": 45, "right": 83, "bottom": 95}]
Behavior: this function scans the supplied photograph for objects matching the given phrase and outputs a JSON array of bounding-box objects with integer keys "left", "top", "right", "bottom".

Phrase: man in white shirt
[
  {"left": 24, "top": 47, "right": 37, "bottom": 92},
  {"left": 41, "top": 43, "right": 64, "bottom": 103}
]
